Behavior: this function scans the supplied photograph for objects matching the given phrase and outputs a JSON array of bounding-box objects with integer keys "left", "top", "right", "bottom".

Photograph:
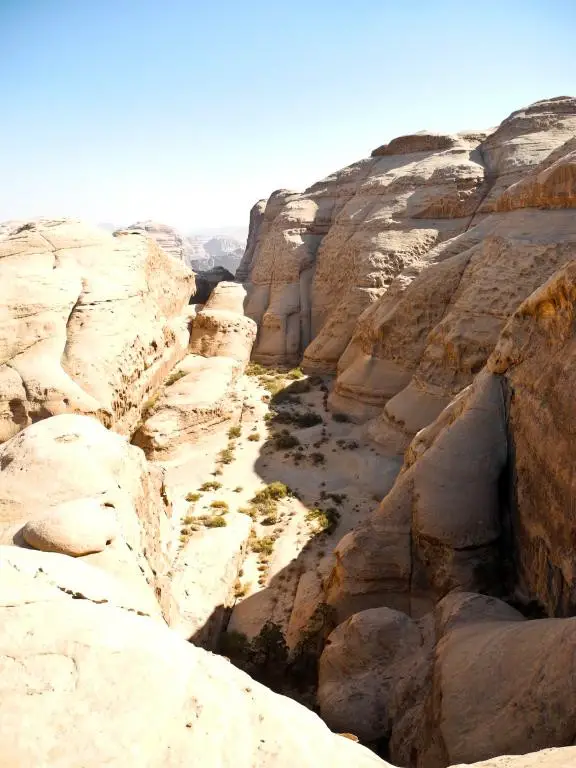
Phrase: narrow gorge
[{"left": 1, "top": 95, "right": 576, "bottom": 768}]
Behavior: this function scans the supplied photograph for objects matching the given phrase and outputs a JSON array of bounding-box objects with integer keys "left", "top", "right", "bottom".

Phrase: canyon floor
[{"left": 161, "top": 366, "right": 402, "bottom": 655}]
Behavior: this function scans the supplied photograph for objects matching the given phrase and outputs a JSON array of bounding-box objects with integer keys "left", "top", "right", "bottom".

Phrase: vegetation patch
[
  {"left": 306, "top": 506, "right": 340, "bottom": 533},
  {"left": 228, "top": 425, "right": 242, "bottom": 439},
  {"left": 166, "top": 369, "right": 187, "bottom": 386},
  {"left": 247, "top": 431, "right": 261, "bottom": 441},
  {"left": 332, "top": 412, "right": 351, "bottom": 423},
  {"left": 274, "top": 430, "right": 300, "bottom": 450},
  {"left": 186, "top": 491, "right": 202, "bottom": 502},
  {"left": 210, "top": 500, "right": 229, "bottom": 512},
  {"left": 200, "top": 481, "right": 222, "bottom": 491}
]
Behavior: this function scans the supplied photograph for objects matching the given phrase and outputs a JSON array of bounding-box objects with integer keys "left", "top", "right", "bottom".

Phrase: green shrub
[
  {"left": 210, "top": 500, "right": 229, "bottom": 512},
  {"left": 200, "top": 481, "right": 222, "bottom": 491},
  {"left": 251, "top": 482, "right": 290, "bottom": 503},
  {"left": 287, "top": 367, "right": 304, "bottom": 379},
  {"left": 245, "top": 362, "right": 268, "bottom": 377},
  {"left": 202, "top": 515, "right": 227, "bottom": 528},
  {"left": 251, "top": 535, "right": 275, "bottom": 555},
  {"left": 219, "top": 447, "right": 235, "bottom": 464},
  {"left": 306, "top": 506, "right": 339, "bottom": 533},
  {"left": 274, "top": 430, "right": 300, "bottom": 450},
  {"left": 166, "top": 369, "right": 187, "bottom": 386},
  {"left": 228, "top": 425, "right": 242, "bottom": 439},
  {"left": 186, "top": 492, "right": 202, "bottom": 502}
]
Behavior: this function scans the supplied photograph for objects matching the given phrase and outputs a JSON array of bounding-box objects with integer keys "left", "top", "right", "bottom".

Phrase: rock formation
[
  {"left": 119, "top": 219, "right": 192, "bottom": 263},
  {"left": 2, "top": 94, "right": 576, "bottom": 768},
  {"left": 318, "top": 592, "right": 576, "bottom": 767},
  {"left": 240, "top": 97, "right": 576, "bottom": 398},
  {"left": 0, "top": 218, "right": 194, "bottom": 443}
]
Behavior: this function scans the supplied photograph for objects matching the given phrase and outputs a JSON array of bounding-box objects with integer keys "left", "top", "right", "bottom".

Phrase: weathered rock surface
[
  {"left": 0, "top": 414, "right": 174, "bottom": 609},
  {"left": 190, "top": 281, "right": 257, "bottom": 363},
  {"left": 236, "top": 199, "right": 267, "bottom": 282},
  {"left": 22, "top": 499, "right": 118, "bottom": 556},
  {"left": 0, "top": 218, "right": 194, "bottom": 443},
  {"left": 330, "top": 97, "right": 576, "bottom": 448},
  {"left": 132, "top": 354, "right": 243, "bottom": 460},
  {"left": 0, "top": 584, "right": 387, "bottom": 767},
  {"left": 326, "top": 370, "right": 508, "bottom": 618},
  {"left": 319, "top": 592, "right": 576, "bottom": 768},
  {"left": 240, "top": 97, "right": 576, "bottom": 410},
  {"left": 119, "top": 219, "right": 192, "bottom": 263},
  {"left": 165, "top": 512, "right": 252, "bottom": 646}
]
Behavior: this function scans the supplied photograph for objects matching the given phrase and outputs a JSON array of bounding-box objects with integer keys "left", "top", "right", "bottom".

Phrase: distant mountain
[{"left": 99, "top": 221, "right": 246, "bottom": 274}]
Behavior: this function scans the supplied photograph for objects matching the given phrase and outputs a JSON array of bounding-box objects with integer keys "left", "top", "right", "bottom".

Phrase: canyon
[{"left": 1, "top": 95, "right": 576, "bottom": 768}]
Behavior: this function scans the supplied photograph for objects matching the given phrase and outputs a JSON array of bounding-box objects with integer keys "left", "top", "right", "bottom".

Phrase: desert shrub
[
  {"left": 201, "top": 515, "right": 227, "bottom": 528},
  {"left": 251, "top": 482, "right": 290, "bottom": 503},
  {"left": 142, "top": 391, "right": 161, "bottom": 415},
  {"left": 251, "top": 535, "right": 275, "bottom": 555},
  {"left": 310, "top": 452, "right": 325, "bottom": 465},
  {"left": 274, "top": 430, "right": 300, "bottom": 450},
  {"left": 261, "top": 512, "right": 278, "bottom": 526},
  {"left": 228, "top": 425, "right": 241, "bottom": 439},
  {"left": 294, "top": 411, "right": 322, "bottom": 428},
  {"left": 306, "top": 506, "right": 339, "bottom": 533},
  {"left": 186, "top": 491, "right": 202, "bottom": 502},
  {"left": 246, "top": 362, "right": 268, "bottom": 377},
  {"left": 182, "top": 515, "right": 195, "bottom": 525},
  {"left": 247, "top": 432, "right": 260, "bottom": 441},
  {"left": 219, "top": 447, "right": 235, "bottom": 464},
  {"left": 287, "top": 367, "right": 304, "bottom": 379},
  {"left": 332, "top": 412, "right": 350, "bottom": 423},
  {"left": 166, "top": 369, "right": 186, "bottom": 386},
  {"left": 210, "top": 500, "right": 229, "bottom": 511},
  {"left": 200, "top": 481, "right": 222, "bottom": 491},
  {"left": 234, "top": 486, "right": 243, "bottom": 493}
]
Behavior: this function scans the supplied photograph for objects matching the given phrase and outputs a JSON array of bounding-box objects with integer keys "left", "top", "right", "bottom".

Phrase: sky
[{"left": 1, "top": 0, "right": 575, "bottom": 233}]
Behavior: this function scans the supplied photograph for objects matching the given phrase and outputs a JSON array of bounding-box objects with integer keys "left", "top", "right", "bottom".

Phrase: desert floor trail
[{"left": 153, "top": 363, "right": 402, "bottom": 658}]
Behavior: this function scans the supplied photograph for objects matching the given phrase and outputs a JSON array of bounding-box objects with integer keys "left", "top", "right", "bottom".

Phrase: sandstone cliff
[
  {"left": 241, "top": 97, "right": 576, "bottom": 404},
  {"left": 0, "top": 219, "right": 194, "bottom": 443}
]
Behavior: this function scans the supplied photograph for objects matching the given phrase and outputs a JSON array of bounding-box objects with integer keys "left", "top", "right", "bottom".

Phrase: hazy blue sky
[{"left": 1, "top": 0, "right": 575, "bottom": 232}]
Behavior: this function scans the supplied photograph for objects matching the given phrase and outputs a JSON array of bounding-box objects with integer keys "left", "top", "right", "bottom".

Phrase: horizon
[{"left": 2, "top": 0, "right": 575, "bottom": 232}]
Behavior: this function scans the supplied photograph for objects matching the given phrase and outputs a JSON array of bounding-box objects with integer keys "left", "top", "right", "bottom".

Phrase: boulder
[
  {"left": 22, "top": 499, "right": 118, "bottom": 556},
  {"left": 0, "top": 414, "right": 174, "bottom": 609},
  {"left": 0, "top": 218, "right": 194, "bottom": 443}
]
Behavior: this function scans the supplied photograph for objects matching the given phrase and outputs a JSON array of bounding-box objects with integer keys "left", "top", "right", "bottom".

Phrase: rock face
[
  {"left": 0, "top": 218, "right": 194, "bottom": 444},
  {"left": 119, "top": 219, "right": 192, "bottom": 263},
  {"left": 0, "top": 414, "right": 386, "bottom": 768},
  {"left": 240, "top": 97, "right": 576, "bottom": 397},
  {"left": 318, "top": 593, "right": 576, "bottom": 768},
  {"left": 0, "top": 414, "right": 173, "bottom": 611},
  {"left": 190, "top": 282, "right": 257, "bottom": 363},
  {"left": 134, "top": 282, "right": 256, "bottom": 460},
  {"left": 330, "top": 97, "right": 576, "bottom": 448}
]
